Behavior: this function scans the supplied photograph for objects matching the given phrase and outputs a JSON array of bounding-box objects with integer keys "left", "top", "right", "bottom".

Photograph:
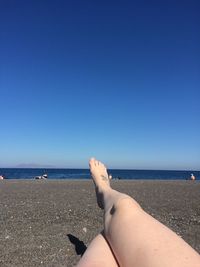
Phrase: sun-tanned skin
[{"left": 77, "top": 158, "right": 200, "bottom": 267}]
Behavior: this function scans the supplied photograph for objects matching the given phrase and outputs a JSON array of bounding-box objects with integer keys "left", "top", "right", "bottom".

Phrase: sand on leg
[
  {"left": 90, "top": 158, "right": 200, "bottom": 267},
  {"left": 76, "top": 233, "right": 119, "bottom": 267}
]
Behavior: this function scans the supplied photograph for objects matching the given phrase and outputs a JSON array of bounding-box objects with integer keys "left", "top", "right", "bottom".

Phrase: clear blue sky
[{"left": 0, "top": 0, "right": 199, "bottom": 170}]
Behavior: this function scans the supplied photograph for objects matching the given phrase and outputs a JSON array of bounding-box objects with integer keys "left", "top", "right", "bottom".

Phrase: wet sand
[{"left": 0, "top": 180, "right": 200, "bottom": 266}]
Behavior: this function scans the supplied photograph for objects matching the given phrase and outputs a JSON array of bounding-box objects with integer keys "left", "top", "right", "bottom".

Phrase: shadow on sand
[{"left": 67, "top": 234, "right": 87, "bottom": 256}]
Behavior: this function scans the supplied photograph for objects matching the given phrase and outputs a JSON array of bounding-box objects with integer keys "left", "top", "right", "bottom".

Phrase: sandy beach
[{"left": 0, "top": 180, "right": 199, "bottom": 267}]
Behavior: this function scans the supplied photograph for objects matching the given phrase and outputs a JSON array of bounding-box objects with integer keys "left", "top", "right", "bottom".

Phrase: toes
[
  {"left": 99, "top": 161, "right": 106, "bottom": 170},
  {"left": 89, "top": 158, "right": 96, "bottom": 167},
  {"left": 89, "top": 158, "right": 99, "bottom": 167},
  {"left": 89, "top": 158, "right": 106, "bottom": 170}
]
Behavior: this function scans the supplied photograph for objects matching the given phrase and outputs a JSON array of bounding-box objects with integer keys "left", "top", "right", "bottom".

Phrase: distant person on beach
[
  {"left": 191, "top": 173, "right": 196, "bottom": 181},
  {"left": 35, "top": 174, "right": 48, "bottom": 180},
  {"left": 0, "top": 175, "right": 4, "bottom": 180},
  {"left": 77, "top": 158, "right": 200, "bottom": 267}
]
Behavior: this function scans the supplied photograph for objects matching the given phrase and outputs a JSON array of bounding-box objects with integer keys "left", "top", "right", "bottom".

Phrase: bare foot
[
  {"left": 89, "top": 158, "right": 111, "bottom": 208},
  {"left": 89, "top": 158, "right": 110, "bottom": 187}
]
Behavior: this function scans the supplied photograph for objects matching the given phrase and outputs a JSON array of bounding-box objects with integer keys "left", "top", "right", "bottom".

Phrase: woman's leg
[
  {"left": 90, "top": 158, "right": 200, "bottom": 267},
  {"left": 76, "top": 233, "right": 119, "bottom": 267}
]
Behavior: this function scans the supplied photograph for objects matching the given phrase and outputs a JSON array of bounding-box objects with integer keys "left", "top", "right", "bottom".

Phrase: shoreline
[
  {"left": 0, "top": 180, "right": 200, "bottom": 266},
  {"left": 1, "top": 178, "right": 200, "bottom": 181},
  {"left": 1, "top": 169, "right": 199, "bottom": 181}
]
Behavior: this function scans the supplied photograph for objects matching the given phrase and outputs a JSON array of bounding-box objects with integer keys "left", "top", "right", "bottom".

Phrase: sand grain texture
[{"left": 0, "top": 180, "right": 200, "bottom": 266}]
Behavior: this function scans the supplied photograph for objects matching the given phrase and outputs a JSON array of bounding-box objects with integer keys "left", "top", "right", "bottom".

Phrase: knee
[
  {"left": 115, "top": 197, "right": 135, "bottom": 209},
  {"left": 112, "top": 197, "right": 140, "bottom": 215}
]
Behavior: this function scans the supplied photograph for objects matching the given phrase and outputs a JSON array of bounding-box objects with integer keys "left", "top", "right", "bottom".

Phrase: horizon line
[{"left": 0, "top": 166, "right": 199, "bottom": 172}]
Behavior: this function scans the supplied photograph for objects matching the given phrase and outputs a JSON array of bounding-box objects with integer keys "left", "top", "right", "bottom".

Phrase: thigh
[{"left": 76, "top": 233, "right": 119, "bottom": 267}]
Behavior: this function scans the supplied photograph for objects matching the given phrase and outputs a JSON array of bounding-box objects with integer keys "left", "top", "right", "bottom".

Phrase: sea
[{"left": 0, "top": 168, "right": 199, "bottom": 180}]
